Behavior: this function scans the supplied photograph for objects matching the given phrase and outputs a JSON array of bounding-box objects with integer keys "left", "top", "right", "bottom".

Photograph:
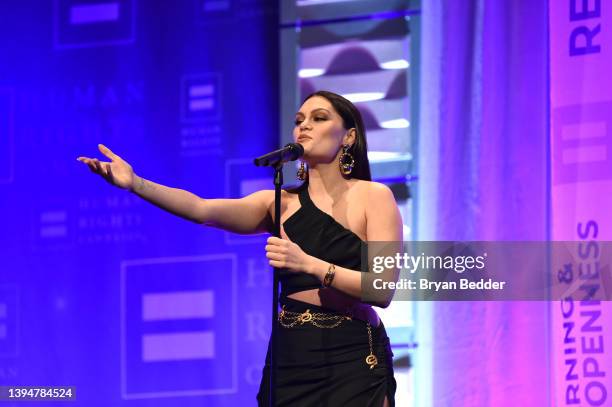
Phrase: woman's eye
[{"left": 294, "top": 116, "right": 326, "bottom": 125}]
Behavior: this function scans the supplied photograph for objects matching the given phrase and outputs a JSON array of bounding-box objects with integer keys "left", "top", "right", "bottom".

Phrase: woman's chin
[{"left": 298, "top": 145, "right": 312, "bottom": 157}]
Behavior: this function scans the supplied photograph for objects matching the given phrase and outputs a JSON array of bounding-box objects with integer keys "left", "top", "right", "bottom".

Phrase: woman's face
[{"left": 293, "top": 96, "right": 350, "bottom": 164}]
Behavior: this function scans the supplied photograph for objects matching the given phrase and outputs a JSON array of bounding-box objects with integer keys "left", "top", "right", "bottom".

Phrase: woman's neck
[{"left": 307, "top": 161, "right": 352, "bottom": 199}]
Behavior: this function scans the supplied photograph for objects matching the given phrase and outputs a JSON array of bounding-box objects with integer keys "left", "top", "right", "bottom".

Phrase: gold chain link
[
  {"left": 365, "top": 323, "right": 378, "bottom": 369},
  {"left": 278, "top": 305, "right": 378, "bottom": 369},
  {"left": 278, "top": 306, "right": 351, "bottom": 328}
]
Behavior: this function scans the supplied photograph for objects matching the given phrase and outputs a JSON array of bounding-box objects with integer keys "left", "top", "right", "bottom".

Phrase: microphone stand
[
  {"left": 269, "top": 161, "right": 283, "bottom": 407},
  {"left": 253, "top": 143, "right": 303, "bottom": 406}
]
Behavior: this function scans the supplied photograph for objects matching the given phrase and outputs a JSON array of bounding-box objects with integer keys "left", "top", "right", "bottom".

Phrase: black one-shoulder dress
[{"left": 257, "top": 182, "right": 396, "bottom": 406}]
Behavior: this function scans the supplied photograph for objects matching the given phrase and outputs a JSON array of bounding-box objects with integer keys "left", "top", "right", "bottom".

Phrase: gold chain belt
[{"left": 278, "top": 305, "right": 379, "bottom": 369}]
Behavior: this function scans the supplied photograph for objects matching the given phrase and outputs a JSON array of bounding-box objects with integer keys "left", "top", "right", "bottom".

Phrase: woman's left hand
[{"left": 265, "top": 236, "right": 313, "bottom": 273}]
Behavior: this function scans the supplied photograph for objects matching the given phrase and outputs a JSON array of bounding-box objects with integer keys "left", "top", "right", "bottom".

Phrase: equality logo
[{"left": 120, "top": 255, "right": 237, "bottom": 399}]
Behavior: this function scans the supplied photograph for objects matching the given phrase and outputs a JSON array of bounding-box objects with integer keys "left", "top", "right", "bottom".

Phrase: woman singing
[{"left": 78, "top": 90, "right": 402, "bottom": 406}]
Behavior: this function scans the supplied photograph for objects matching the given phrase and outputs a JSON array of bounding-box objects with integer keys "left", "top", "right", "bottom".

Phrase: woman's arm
[
  {"left": 266, "top": 182, "right": 403, "bottom": 308},
  {"left": 78, "top": 144, "right": 272, "bottom": 234},
  {"left": 132, "top": 176, "right": 273, "bottom": 233}
]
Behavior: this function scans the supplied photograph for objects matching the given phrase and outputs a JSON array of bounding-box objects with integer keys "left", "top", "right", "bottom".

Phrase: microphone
[{"left": 254, "top": 143, "right": 304, "bottom": 167}]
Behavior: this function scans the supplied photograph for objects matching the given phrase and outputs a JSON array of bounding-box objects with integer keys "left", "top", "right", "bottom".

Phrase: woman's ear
[{"left": 343, "top": 128, "right": 356, "bottom": 146}]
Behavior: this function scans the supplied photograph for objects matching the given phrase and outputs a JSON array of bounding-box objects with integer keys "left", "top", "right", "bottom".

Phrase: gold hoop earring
[
  {"left": 297, "top": 161, "right": 307, "bottom": 181},
  {"left": 339, "top": 144, "right": 355, "bottom": 176}
]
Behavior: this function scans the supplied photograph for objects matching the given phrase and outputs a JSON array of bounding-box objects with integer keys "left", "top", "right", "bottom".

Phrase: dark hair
[{"left": 303, "top": 90, "right": 372, "bottom": 181}]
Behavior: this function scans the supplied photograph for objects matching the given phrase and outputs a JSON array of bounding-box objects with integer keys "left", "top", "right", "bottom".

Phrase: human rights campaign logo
[
  {"left": 181, "top": 74, "right": 222, "bottom": 123},
  {"left": 54, "top": 0, "right": 135, "bottom": 49},
  {"left": 120, "top": 255, "right": 237, "bottom": 399}
]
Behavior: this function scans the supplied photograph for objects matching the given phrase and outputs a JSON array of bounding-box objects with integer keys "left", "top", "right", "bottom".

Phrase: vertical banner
[{"left": 550, "top": 1, "right": 612, "bottom": 406}]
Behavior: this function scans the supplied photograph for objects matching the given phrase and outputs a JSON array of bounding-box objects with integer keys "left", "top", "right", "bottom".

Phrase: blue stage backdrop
[{"left": 0, "top": 1, "right": 280, "bottom": 405}]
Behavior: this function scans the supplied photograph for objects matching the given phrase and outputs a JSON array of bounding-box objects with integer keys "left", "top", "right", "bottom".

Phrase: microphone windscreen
[{"left": 286, "top": 143, "right": 304, "bottom": 158}]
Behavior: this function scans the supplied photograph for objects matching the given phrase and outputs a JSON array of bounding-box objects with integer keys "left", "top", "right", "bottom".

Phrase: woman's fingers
[
  {"left": 99, "top": 161, "right": 114, "bottom": 178},
  {"left": 265, "top": 244, "right": 286, "bottom": 253},
  {"left": 78, "top": 155, "right": 118, "bottom": 183},
  {"left": 92, "top": 158, "right": 102, "bottom": 173},
  {"left": 79, "top": 156, "right": 108, "bottom": 176},
  {"left": 266, "top": 239, "right": 287, "bottom": 267},
  {"left": 105, "top": 163, "right": 113, "bottom": 179},
  {"left": 268, "top": 260, "right": 283, "bottom": 268},
  {"left": 265, "top": 239, "right": 292, "bottom": 268},
  {"left": 101, "top": 162, "right": 111, "bottom": 177},
  {"left": 93, "top": 159, "right": 108, "bottom": 176},
  {"left": 266, "top": 251, "right": 283, "bottom": 260},
  {"left": 264, "top": 236, "right": 307, "bottom": 273},
  {"left": 267, "top": 236, "right": 288, "bottom": 247},
  {"left": 79, "top": 157, "right": 96, "bottom": 172},
  {"left": 98, "top": 144, "right": 118, "bottom": 161},
  {"left": 77, "top": 156, "right": 94, "bottom": 165}
]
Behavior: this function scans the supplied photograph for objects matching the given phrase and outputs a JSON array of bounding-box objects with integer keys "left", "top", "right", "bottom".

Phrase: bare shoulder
[
  {"left": 355, "top": 180, "right": 402, "bottom": 240},
  {"left": 352, "top": 180, "right": 395, "bottom": 202}
]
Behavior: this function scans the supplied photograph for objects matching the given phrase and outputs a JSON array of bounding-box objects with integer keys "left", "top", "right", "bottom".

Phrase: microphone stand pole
[
  {"left": 253, "top": 143, "right": 303, "bottom": 406},
  {"left": 269, "top": 161, "right": 283, "bottom": 407}
]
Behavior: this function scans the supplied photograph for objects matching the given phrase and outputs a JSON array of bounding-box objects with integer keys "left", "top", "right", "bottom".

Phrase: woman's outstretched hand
[{"left": 77, "top": 144, "right": 136, "bottom": 191}]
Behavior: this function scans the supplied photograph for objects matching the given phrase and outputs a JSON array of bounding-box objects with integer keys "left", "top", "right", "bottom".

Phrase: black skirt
[{"left": 257, "top": 297, "right": 396, "bottom": 406}]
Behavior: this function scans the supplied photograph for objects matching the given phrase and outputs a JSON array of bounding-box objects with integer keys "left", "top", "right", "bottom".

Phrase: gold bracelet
[{"left": 322, "top": 263, "right": 336, "bottom": 288}]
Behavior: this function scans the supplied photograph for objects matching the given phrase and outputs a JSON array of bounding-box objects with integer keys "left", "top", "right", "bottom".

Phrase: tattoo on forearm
[
  {"left": 134, "top": 176, "right": 152, "bottom": 194},
  {"left": 142, "top": 178, "right": 158, "bottom": 192}
]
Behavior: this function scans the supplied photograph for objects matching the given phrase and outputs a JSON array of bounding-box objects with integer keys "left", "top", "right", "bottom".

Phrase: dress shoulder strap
[{"left": 297, "top": 183, "right": 313, "bottom": 208}]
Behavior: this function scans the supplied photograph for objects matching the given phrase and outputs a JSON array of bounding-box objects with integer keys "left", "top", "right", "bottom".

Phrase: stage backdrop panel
[
  {"left": 0, "top": 1, "right": 279, "bottom": 405},
  {"left": 550, "top": 1, "right": 612, "bottom": 406}
]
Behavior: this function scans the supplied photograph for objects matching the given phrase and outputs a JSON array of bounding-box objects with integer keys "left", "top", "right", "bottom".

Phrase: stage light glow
[
  {"left": 298, "top": 68, "right": 325, "bottom": 78},
  {"left": 368, "top": 151, "right": 403, "bottom": 161},
  {"left": 380, "top": 118, "right": 410, "bottom": 129},
  {"left": 380, "top": 59, "right": 410, "bottom": 70},
  {"left": 297, "top": 0, "right": 358, "bottom": 6},
  {"left": 342, "top": 92, "right": 385, "bottom": 103}
]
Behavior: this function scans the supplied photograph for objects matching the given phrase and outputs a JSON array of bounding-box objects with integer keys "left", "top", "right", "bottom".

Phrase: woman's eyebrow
[{"left": 295, "top": 108, "right": 331, "bottom": 116}]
